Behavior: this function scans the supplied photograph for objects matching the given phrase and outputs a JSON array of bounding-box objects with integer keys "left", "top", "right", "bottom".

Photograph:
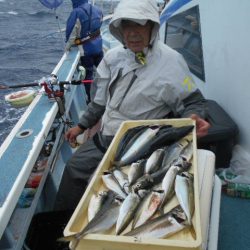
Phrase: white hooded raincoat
[{"left": 79, "top": 0, "right": 206, "bottom": 136}]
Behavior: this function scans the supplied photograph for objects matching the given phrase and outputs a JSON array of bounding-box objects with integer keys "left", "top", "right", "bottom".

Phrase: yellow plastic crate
[{"left": 64, "top": 118, "right": 202, "bottom": 250}]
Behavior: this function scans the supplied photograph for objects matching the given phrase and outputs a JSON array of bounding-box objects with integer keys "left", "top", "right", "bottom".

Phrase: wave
[
  {"left": 8, "top": 11, "right": 18, "bottom": 15},
  {"left": 0, "top": 100, "right": 26, "bottom": 125},
  {"left": 0, "top": 115, "right": 21, "bottom": 125},
  {"left": 0, "top": 32, "right": 64, "bottom": 56},
  {"left": 0, "top": 10, "right": 18, "bottom": 15},
  {"left": 0, "top": 10, "right": 53, "bottom": 18},
  {"left": 26, "top": 10, "right": 54, "bottom": 18},
  {"left": 0, "top": 105, "right": 26, "bottom": 145}
]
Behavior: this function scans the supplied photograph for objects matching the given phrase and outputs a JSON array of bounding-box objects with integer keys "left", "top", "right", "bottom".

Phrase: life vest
[
  {"left": 78, "top": 3, "right": 102, "bottom": 40},
  {"left": 66, "top": 2, "right": 103, "bottom": 55}
]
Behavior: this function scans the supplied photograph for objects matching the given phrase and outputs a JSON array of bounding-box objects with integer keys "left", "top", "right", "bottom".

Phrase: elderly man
[{"left": 55, "top": 0, "right": 210, "bottom": 210}]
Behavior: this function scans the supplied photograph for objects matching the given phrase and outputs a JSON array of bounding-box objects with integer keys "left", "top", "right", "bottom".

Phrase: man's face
[{"left": 121, "top": 20, "right": 153, "bottom": 53}]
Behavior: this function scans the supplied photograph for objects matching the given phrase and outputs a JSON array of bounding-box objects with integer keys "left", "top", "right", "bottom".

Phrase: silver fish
[
  {"left": 125, "top": 205, "right": 187, "bottom": 239},
  {"left": 113, "top": 168, "right": 130, "bottom": 194},
  {"left": 102, "top": 171, "right": 127, "bottom": 199},
  {"left": 161, "top": 138, "right": 190, "bottom": 169},
  {"left": 132, "top": 189, "right": 165, "bottom": 229},
  {"left": 179, "top": 141, "right": 193, "bottom": 162},
  {"left": 145, "top": 148, "right": 165, "bottom": 174},
  {"left": 114, "top": 126, "right": 160, "bottom": 167},
  {"left": 88, "top": 190, "right": 108, "bottom": 222},
  {"left": 116, "top": 192, "right": 142, "bottom": 235},
  {"left": 160, "top": 165, "right": 180, "bottom": 210},
  {"left": 175, "top": 172, "right": 194, "bottom": 225},
  {"left": 160, "top": 156, "right": 192, "bottom": 211},
  {"left": 81, "top": 196, "right": 122, "bottom": 235},
  {"left": 114, "top": 126, "right": 148, "bottom": 162},
  {"left": 132, "top": 174, "right": 154, "bottom": 193},
  {"left": 128, "top": 159, "right": 145, "bottom": 186},
  {"left": 59, "top": 192, "right": 122, "bottom": 249},
  {"left": 148, "top": 125, "right": 193, "bottom": 153},
  {"left": 137, "top": 144, "right": 192, "bottom": 191}
]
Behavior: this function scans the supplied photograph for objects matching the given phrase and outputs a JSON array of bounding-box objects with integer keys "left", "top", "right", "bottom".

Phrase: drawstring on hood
[{"left": 109, "top": 0, "right": 160, "bottom": 48}]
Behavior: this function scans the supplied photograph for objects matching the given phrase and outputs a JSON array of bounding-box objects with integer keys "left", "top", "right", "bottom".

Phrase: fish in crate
[{"left": 61, "top": 122, "right": 199, "bottom": 250}]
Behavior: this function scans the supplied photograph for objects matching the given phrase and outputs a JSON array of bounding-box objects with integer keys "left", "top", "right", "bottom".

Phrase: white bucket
[{"left": 5, "top": 89, "right": 36, "bottom": 107}]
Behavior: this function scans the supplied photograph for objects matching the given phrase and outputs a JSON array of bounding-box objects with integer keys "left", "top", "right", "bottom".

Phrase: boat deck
[{"left": 218, "top": 193, "right": 250, "bottom": 250}]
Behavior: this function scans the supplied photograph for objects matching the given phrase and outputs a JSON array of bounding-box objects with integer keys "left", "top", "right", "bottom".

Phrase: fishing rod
[
  {"left": 0, "top": 73, "right": 93, "bottom": 101},
  {"left": 0, "top": 63, "right": 90, "bottom": 90},
  {"left": 0, "top": 79, "right": 93, "bottom": 90}
]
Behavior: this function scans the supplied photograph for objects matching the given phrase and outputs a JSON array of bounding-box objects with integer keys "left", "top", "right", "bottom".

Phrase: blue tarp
[
  {"left": 160, "top": 0, "right": 192, "bottom": 25},
  {"left": 38, "top": 0, "right": 63, "bottom": 9}
]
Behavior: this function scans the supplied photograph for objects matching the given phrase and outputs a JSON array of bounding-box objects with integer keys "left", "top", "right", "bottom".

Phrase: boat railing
[{"left": 0, "top": 48, "right": 88, "bottom": 249}]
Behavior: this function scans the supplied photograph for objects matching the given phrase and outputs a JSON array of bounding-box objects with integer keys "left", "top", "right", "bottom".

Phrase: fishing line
[{"left": 53, "top": 8, "right": 66, "bottom": 51}]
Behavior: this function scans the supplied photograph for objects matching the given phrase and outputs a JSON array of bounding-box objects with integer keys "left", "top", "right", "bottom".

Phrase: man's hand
[
  {"left": 65, "top": 126, "right": 84, "bottom": 144},
  {"left": 189, "top": 114, "right": 210, "bottom": 138}
]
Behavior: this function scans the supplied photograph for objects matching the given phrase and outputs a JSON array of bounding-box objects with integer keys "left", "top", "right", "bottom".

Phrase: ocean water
[
  {"left": 0, "top": 0, "right": 115, "bottom": 146},
  {"left": 0, "top": 0, "right": 71, "bottom": 146}
]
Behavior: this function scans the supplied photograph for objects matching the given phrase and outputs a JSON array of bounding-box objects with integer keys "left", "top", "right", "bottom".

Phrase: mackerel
[
  {"left": 114, "top": 126, "right": 148, "bottom": 162},
  {"left": 148, "top": 125, "right": 194, "bottom": 153},
  {"left": 180, "top": 140, "right": 193, "bottom": 162},
  {"left": 160, "top": 165, "right": 179, "bottom": 210},
  {"left": 128, "top": 159, "right": 145, "bottom": 186},
  {"left": 132, "top": 189, "right": 165, "bottom": 229},
  {"left": 113, "top": 168, "right": 130, "bottom": 194},
  {"left": 161, "top": 139, "right": 190, "bottom": 169},
  {"left": 125, "top": 205, "right": 187, "bottom": 239},
  {"left": 116, "top": 192, "right": 142, "bottom": 235},
  {"left": 102, "top": 171, "right": 127, "bottom": 198},
  {"left": 175, "top": 172, "right": 194, "bottom": 225},
  {"left": 59, "top": 191, "right": 122, "bottom": 249},
  {"left": 114, "top": 126, "right": 160, "bottom": 167},
  {"left": 160, "top": 158, "right": 191, "bottom": 211},
  {"left": 88, "top": 190, "right": 108, "bottom": 222},
  {"left": 145, "top": 148, "right": 165, "bottom": 174}
]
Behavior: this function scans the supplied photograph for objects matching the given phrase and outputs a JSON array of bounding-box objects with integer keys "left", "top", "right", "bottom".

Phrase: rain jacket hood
[
  {"left": 109, "top": 0, "right": 160, "bottom": 46},
  {"left": 71, "top": 0, "right": 87, "bottom": 8}
]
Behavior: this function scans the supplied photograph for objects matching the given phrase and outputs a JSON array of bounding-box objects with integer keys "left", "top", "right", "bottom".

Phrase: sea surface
[{"left": 0, "top": 0, "right": 115, "bottom": 146}]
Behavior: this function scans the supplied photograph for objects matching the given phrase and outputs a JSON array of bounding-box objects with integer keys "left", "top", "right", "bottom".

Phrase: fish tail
[{"left": 57, "top": 235, "right": 73, "bottom": 242}]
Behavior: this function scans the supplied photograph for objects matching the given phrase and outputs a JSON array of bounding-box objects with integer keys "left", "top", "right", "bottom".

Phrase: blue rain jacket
[{"left": 66, "top": 0, "right": 103, "bottom": 56}]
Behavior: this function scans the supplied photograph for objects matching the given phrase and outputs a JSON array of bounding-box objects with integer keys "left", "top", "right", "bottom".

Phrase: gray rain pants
[{"left": 54, "top": 133, "right": 113, "bottom": 211}]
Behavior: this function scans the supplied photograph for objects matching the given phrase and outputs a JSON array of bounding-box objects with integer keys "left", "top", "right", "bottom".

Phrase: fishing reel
[
  {"left": 40, "top": 66, "right": 86, "bottom": 99},
  {"left": 40, "top": 74, "right": 64, "bottom": 99},
  {"left": 40, "top": 74, "right": 66, "bottom": 115}
]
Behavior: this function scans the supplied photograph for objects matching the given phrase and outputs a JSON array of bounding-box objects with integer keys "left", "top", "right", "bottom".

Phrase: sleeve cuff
[{"left": 78, "top": 123, "right": 87, "bottom": 130}]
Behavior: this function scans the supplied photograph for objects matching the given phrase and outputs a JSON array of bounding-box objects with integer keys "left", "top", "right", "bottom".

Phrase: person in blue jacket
[{"left": 66, "top": 0, "right": 103, "bottom": 102}]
